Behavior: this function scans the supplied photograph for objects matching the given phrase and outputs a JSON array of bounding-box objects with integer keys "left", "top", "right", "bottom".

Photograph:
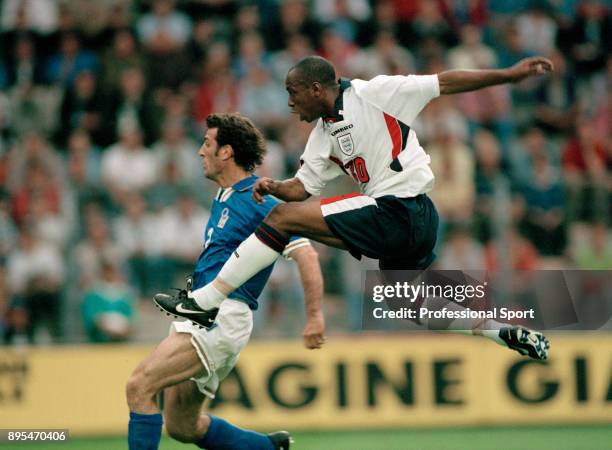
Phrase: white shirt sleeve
[
  {"left": 295, "top": 121, "right": 344, "bottom": 196},
  {"left": 352, "top": 74, "right": 440, "bottom": 125}
]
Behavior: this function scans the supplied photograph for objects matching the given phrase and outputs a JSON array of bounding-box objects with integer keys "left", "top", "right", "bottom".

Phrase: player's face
[
  {"left": 285, "top": 70, "right": 321, "bottom": 123},
  {"left": 199, "top": 128, "right": 224, "bottom": 181}
]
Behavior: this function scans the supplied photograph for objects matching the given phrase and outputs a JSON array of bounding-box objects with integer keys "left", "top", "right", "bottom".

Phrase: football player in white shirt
[{"left": 162, "top": 55, "right": 553, "bottom": 360}]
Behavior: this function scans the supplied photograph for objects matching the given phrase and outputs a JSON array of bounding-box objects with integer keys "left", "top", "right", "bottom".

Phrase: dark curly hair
[{"left": 205, "top": 113, "right": 267, "bottom": 172}]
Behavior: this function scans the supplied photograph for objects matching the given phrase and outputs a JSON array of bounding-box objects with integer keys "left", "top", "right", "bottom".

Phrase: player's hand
[
  {"left": 303, "top": 312, "right": 326, "bottom": 349},
  {"left": 508, "top": 56, "right": 554, "bottom": 83},
  {"left": 252, "top": 177, "right": 276, "bottom": 204}
]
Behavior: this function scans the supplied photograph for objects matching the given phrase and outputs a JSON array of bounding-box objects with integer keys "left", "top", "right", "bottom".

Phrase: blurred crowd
[{"left": 0, "top": 0, "right": 610, "bottom": 345}]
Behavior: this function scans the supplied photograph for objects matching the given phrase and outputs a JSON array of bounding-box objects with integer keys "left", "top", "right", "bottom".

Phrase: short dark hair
[
  {"left": 291, "top": 56, "right": 337, "bottom": 88},
  {"left": 205, "top": 113, "right": 267, "bottom": 172}
]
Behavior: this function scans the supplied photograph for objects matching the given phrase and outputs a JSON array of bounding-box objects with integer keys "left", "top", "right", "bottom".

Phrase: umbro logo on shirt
[{"left": 330, "top": 124, "right": 354, "bottom": 136}]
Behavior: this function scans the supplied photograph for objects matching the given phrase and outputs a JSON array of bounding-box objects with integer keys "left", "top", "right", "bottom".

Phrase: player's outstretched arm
[
  {"left": 289, "top": 244, "right": 326, "bottom": 349},
  {"left": 438, "top": 56, "right": 554, "bottom": 95},
  {"left": 253, "top": 177, "right": 310, "bottom": 203}
]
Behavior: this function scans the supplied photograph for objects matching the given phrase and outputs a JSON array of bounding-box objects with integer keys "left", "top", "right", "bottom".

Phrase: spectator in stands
[
  {"left": 437, "top": 223, "right": 486, "bottom": 269},
  {"left": 517, "top": 151, "right": 567, "bottom": 256},
  {"left": 448, "top": 24, "right": 497, "bottom": 71},
  {"left": 102, "top": 67, "right": 160, "bottom": 146},
  {"left": 57, "top": 70, "right": 104, "bottom": 146},
  {"left": 65, "top": 129, "right": 104, "bottom": 213},
  {"left": 562, "top": 118, "right": 609, "bottom": 222},
  {"left": 233, "top": 31, "right": 271, "bottom": 80},
  {"left": 239, "top": 64, "right": 288, "bottom": 131},
  {"left": 151, "top": 120, "right": 201, "bottom": 187},
  {"left": 82, "top": 260, "right": 135, "bottom": 343},
  {"left": 563, "top": 0, "right": 611, "bottom": 82},
  {"left": 99, "top": 28, "right": 146, "bottom": 97},
  {"left": 192, "top": 43, "right": 240, "bottom": 126},
  {"left": 347, "top": 29, "right": 415, "bottom": 79},
  {"left": 186, "top": 18, "right": 216, "bottom": 70},
  {"left": 496, "top": 22, "right": 535, "bottom": 68},
  {"left": 136, "top": 0, "right": 192, "bottom": 88},
  {"left": 428, "top": 121, "right": 475, "bottom": 223},
  {"left": 6, "top": 133, "right": 64, "bottom": 194},
  {"left": 101, "top": 124, "right": 157, "bottom": 206},
  {"left": 264, "top": 0, "right": 322, "bottom": 51},
  {"left": 44, "top": 31, "right": 98, "bottom": 88},
  {"left": 1, "top": 0, "right": 58, "bottom": 35},
  {"left": 91, "top": 2, "right": 134, "bottom": 52},
  {"left": 441, "top": 0, "right": 489, "bottom": 28},
  {"left": 318, "top": 26, "right": 359, "bottom": 75},
  {"left": 473, "top": 129, "right": 507, "bottom": 243},
  {"left": 449, "top": 25, "right": 514, "bottom": 147},
  {"left": 0, "top": 191, "right": 17, "bottom": 259},
  {"left": 4, "top": 35, "right": 46, "bottom": 89},
  {"left": 313, "top": 0, "right": 371, "bottom": 44},
  {"left": 270, "top": 33, "right": 314, "bottom": 82},
  {"left": 573, "top": 221, "right": 612, "bottom": 268},
  {"left": 26, "top": 192, "right": 71, "bottom": 249},
  {"left": 509, "top": 125, "right": 560, "bottom": 186},
  {"left": 158, "top": 192, "right": 209, "bottom": 286},
  {"left": 233, "top": 4, "right": 263, "bottom": 46},
  {"left": 408, "top": 1, "right": 457, "bottom": 64},
  {"left": 356, "top": 0, "right": 403, "bottom": 48},
  {"left": 10, "top": 162, "right": 64, "bottom": 229},
  {"left": 114, "top": 192, "right": 166, "bottom": 298},
  {"left": 516, "top": 1, "right": 558, "bottom": 55},
  {"left": 6, "top": 226, "right": 64, "bottom": 343},
  {"left": 72, "top": 213, "right": 124, "bottom": 289},
  {"left": 533, "top": 49, "right": 577, "bottom": 135}
]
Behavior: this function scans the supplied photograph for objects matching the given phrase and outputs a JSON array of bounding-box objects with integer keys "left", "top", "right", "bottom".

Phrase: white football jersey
[{"left": 295, "top": 74, "right": 440, "bottom": 198}]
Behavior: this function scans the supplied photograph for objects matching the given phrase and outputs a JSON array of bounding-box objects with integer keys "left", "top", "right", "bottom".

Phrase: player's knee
[
  {"left": 165, "top": 421, "right": 201, "bottom": 444},
  {"left": 125, "top": 372, "right": 142, "bottom": 408},
  {"left": 125, "top": 366, "right": 156, "bottom": 409}
]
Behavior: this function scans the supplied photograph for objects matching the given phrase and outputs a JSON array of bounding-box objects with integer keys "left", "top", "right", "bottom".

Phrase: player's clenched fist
[
  {"left": 508, "top": 56, "right": 554, "bottom": 82},
  {"left": 303, "top": 312, "right": 326, "bottom": 349},
  {"left": 252, "top": 177, "right": 277, "bottom": 203}
]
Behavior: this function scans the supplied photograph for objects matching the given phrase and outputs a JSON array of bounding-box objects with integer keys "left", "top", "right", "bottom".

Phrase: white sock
[
  {"left": 191, "top": 283, "right": 226, "bottom": 310},
  {"left": 420, "top": 298, "right": 506, "bottom": 344},
  {"left": 218, "top": 233, "right": 281, "bottom": 287},
  {"left": 192, "top": 234, "right": 281, "bottom": 310},
  {"left": 481, "top": 321, "right": 506, "bottom": 346}
]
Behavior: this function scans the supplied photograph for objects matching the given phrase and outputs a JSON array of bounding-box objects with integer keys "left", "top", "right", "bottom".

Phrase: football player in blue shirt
[{"left": 126, "top": 113, "right": 324, "bottom": 450}]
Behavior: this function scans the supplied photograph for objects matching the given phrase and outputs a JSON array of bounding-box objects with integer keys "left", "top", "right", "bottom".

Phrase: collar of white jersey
[{"left": 323, "top": 78, "right": 352, "bottom": 124}]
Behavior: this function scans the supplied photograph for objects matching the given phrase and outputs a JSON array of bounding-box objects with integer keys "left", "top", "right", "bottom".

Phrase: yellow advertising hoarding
[{"left": 0, "top": 334, "right": 610, "bottom": 435}]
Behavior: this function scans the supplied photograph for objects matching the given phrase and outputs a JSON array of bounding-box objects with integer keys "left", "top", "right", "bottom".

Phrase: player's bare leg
[
  {"left": 403, "top": 272, "right": 549, "bottom": 360},
  {"left": 163, "top": 379, "right": 208, "bottom": 443},
  {"left": 126, "top": 332, "right": 204, "bottom": 450},
  {"left": 164, "top": 379, "right": 292, "bottom": 449},
  {"left": 126, "top": 332, "right": 204, "bottom": 414},
  {"left": 127, "top": 331, "right": 291, "bottom": 449}
]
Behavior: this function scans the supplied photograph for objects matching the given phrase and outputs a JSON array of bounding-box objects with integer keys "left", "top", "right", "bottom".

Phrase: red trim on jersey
[
  {"left": 384, "top": 112, "right": 402, "bottom": 159},
  {"left": 320, "top": 192, "right": 364, "bottom": 205}
]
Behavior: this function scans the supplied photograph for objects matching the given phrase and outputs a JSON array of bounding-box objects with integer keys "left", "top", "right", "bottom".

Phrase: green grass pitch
[{"left": 2, "top": 425, "right": 610, "bottom": 450}]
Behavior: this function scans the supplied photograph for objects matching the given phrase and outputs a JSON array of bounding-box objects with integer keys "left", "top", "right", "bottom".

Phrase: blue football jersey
[{"left": 192, "top": 174, "right": 309, "bottom": 310}]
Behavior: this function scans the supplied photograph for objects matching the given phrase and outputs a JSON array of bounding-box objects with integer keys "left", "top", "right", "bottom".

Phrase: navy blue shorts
[{"left": 321, "top": 193, "right": 439, "bottom": 270}]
